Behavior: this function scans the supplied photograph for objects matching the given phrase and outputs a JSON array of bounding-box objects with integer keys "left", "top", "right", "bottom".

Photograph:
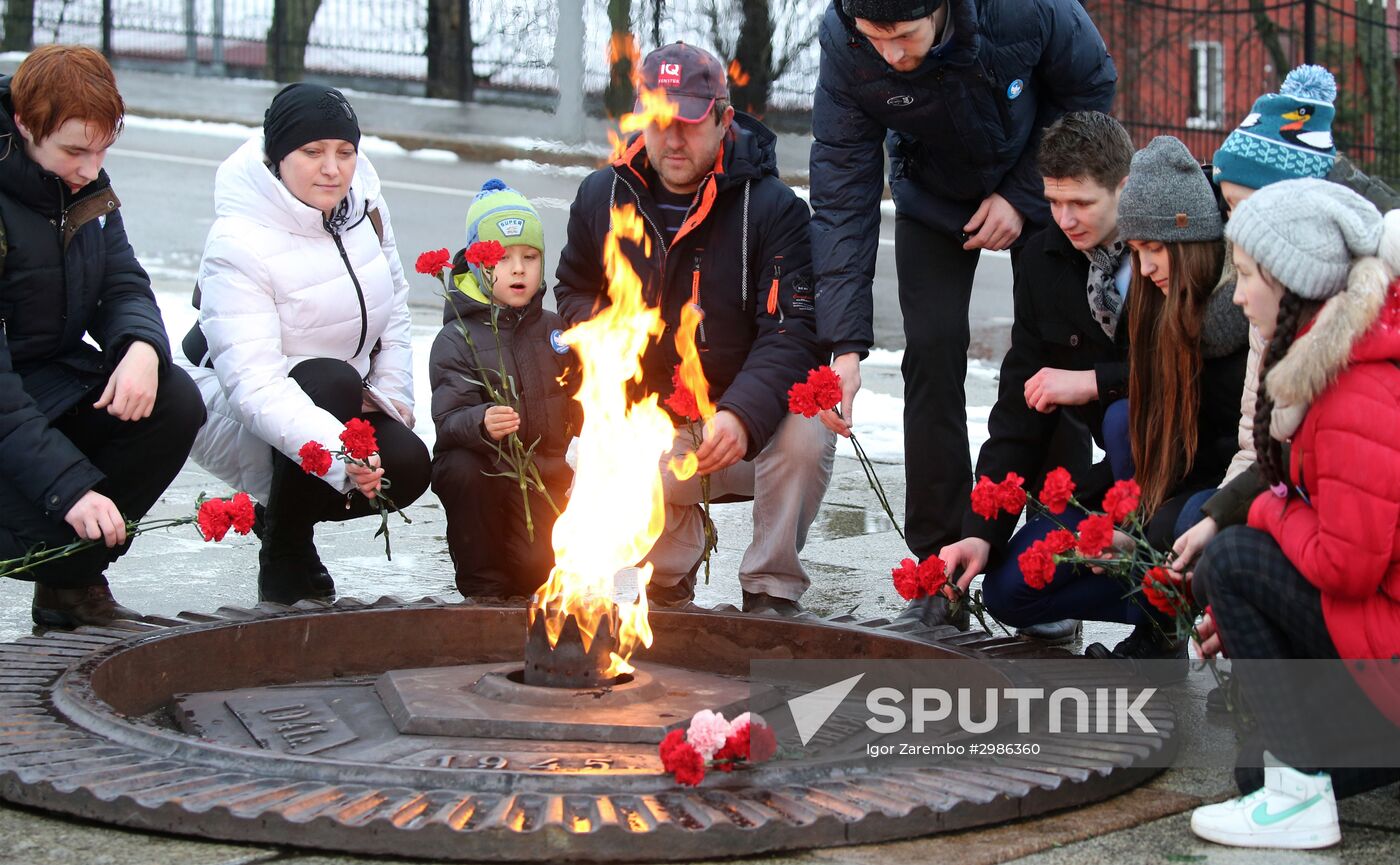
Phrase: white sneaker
[{"left": 1190, "top": 754, "right": 1341, "bottom": 849}]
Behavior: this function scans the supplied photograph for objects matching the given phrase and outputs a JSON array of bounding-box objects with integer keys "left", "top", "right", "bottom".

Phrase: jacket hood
[
  {"left": 0, "top": 76, "right": 113, "bottom": 215},
  {"left": 214, "top": 134, "right": 381, "bottom": 238},
  {"left": 827, "top": 0, "right": 981, "bottom": 71},
  {"left": 1268, "top": 271, "right": 1400, "bottom": 407},
  {"left": 613, "top": 110, "right": 778, "bottom": 189}
]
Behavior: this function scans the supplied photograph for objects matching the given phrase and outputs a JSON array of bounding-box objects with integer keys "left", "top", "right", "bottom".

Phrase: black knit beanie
[
  {"left": 262, "top": 83, "right": 361, "bottom": 166},
  {"left": 842, "top": 0, "right": 944, "bottom": 22}
]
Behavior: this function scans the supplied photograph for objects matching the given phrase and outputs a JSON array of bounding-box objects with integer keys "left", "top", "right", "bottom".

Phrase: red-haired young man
[{"left": 0, "top": 45, "right": 204, "bottom": 627}]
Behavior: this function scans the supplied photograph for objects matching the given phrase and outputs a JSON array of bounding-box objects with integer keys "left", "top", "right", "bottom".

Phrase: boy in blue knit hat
[{"left": 428, "top": 179, "right": 579, "bottom": 600}]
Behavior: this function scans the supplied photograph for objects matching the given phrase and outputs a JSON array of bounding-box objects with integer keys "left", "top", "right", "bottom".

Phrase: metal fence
[
  {"left": 1084, "top": 0, "right": 1400, "bottom": 186},
  {"left": 2, "top": 0, "right": 1397, "bottom": 180}
]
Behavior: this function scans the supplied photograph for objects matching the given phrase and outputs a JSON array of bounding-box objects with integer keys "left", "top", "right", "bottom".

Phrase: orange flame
[
  {"left": 538, "top": 205, "right": 674, "bottom": 677},
  {"left": 606, "top": 35, "right": 682, "bottom": 162},
  {"left": 728, "top": 59, "right": 751, "bottom": 87},
  {"left": 673, "top": 302, "right": 715, "bottom": 421}
]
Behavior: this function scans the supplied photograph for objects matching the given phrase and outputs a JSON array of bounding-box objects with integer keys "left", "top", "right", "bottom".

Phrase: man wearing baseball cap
[
  {"left": 809, "top": 0, "right": 1117, "bottom": 595},
  {"left": 555, "top": 42, "right": 834, "bottom": 616}
]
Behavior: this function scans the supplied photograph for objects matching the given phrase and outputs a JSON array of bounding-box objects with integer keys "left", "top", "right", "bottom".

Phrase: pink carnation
[{"left": 686, "top": 709, "right": 732, "bottom": 761}]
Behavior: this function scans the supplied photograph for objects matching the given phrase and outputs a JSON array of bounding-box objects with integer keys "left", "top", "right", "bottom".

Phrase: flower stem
[{"left": 848, "top": 431, "right": 904, "bottom": 540}]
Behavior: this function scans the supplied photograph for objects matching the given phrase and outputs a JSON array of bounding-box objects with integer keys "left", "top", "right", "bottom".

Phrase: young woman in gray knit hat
[
  {"left": 1076, "top": 136, "right": 1250, "bottom": 664},
  {"left": 1187, "top": 180, "right": 1400, "bottom": 850}
]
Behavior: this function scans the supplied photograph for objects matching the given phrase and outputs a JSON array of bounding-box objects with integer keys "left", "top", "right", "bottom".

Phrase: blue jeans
[
  {"left": 982, "top": 399, "right": 1213, "bottom": 629},
  {"left": 982, "top": 509, "right": 1158, "bottom": 629}
]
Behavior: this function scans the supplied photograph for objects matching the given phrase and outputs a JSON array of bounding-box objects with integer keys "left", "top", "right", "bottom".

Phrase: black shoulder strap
[{"left": 190, "top": 206, "right": 385, "bottom": 312}]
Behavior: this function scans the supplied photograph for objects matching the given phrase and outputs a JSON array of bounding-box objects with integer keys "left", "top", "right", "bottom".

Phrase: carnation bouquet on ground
[
  {"left": 789, "top": 365, "right": 995, "bottom": 631},
  {"left": 0, "top": 492, "right": 257, "bottom": 579},
  {"left": 299, "top": 418, "right": 411, "bottom": 559},
  {"left": 971, "top": 469, "right": 1204, "bottom": 650},
  {"left": 658, "top": 709, "right": 778, "bottom": 786},
  {"left": 415, "top": 245, "right": 559, "bottom": 542}
]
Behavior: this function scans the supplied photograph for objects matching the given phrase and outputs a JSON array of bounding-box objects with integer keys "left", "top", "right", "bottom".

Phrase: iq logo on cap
[{"left": 658, "top": 63, "right": 683, "bottom": 87}]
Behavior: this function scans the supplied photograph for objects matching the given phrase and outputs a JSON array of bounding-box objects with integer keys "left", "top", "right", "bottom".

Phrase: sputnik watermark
[
  {"left": 865, "top": 686, "right": 1158, "bottom": 736},
  {"left": 780, "top": 671, "right": 1155, "bottom": 747}
]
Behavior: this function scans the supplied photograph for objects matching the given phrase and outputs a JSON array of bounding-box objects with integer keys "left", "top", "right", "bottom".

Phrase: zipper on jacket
[
  {"left": 329, "top": 226, "right": 370, "bottom": 358},
  {"left": 615, "top": 173, "right": 670, "bottom": 263},
  {"left": 691, "top": 251, "right": 707, "bottom": 347},
  {"left": 767, "top": 257, "right": 784, "bottom": 323}
]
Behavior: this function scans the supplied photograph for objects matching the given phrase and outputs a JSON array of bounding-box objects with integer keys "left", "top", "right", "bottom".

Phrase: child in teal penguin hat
[{"left": 1212, "top": 65, "right": 1337, "bottom": 200}]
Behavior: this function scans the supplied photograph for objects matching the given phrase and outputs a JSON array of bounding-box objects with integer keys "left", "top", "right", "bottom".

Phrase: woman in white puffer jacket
[{"left": 182, "top": 84, "right": 429, "bottom": 604}]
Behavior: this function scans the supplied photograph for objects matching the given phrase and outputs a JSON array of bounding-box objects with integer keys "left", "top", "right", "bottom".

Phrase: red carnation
[
  {"left": 1044, "top": 528, "right": 1076, "bottom": 555},
  {"left": 713, "top": 724, "right": 750, "bottom": 771},
  {"left": 916, "top": 555, "right": 947, "bottom": 596},
  {"left": 996, "top": 472, "right": 1027, "bottom": 515},
  {"left": 196, "top": 498, "right": 233, "bottom": 542},
  {"left": 748, "top": 720, "right": 778, "bottom": 763},
  {"left": 414, "top": 248, "right": 451, "bottom": 275},
  {"left": 1104, "top": 479, "right": 1142, "bottom": 525},
  {"left": 805, "top": 366, "right": 843, "bottom": 413},
  {"left": 659, "top": 729, "right": 706, "bottom": 786},
  {"left": 1018, "top": 540, "right": 1056, "bottom": 590},
  {"left": 787, "top": 381, "right": 820, "bottom": 418},
  {"left": 340, "top": 418, "right": 379, "bottom": 461},
  {"left": 970, "top": 475, "right": 1002, "bottom": 521},
  {"left": 299, "top": 441, "right": 332, "bottom": 477},
  {"left": 664, "top": 365, "right": 701, "bottom": 422},
  {"left": 1039, "top": 467, "right": 1075, "bottom": 515},
  {"left": 892, "top": 557, "right": 922, "bottom": 601},
  {"left": 1076, "top": 514, "right": 1116, "bottom": 558},
  {"left": 1142, "top": 567, "right": 1178, "bottom": 616},
  {"left": 465, "top": 240, "right": 506, "bottom": 269},
  {"left": 227, "top": 492, "right": 256, "bottom": 536}
]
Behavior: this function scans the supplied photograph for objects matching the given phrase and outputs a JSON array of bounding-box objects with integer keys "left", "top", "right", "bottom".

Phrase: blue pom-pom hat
[{"left": 1213, "top": 64, "right": 1337, "bottom": 192}]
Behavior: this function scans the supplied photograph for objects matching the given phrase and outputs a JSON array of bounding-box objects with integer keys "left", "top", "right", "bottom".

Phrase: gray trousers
[{"left": 645, "top": 414, "right": 835, "bottom": 601}]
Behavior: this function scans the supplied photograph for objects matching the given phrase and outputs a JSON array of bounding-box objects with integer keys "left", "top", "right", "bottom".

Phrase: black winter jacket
[
  {"left": 430, "top": 260, "right": 579, "bottom": 477},
  {"left": 965, "top": 226, "right": 1128, "bottom": 550},
  {"left": 0, "top": 79, "right": 175, "bottom": 523},
  {"left": 810, "top": 0, "right": 1117, "bottom": 358},
  {"left": 554, "top": 112, "right": 821, "bottom": 458}
]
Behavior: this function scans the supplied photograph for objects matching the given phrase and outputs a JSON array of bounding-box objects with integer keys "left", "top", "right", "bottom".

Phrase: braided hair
[{"left": 1252, "top": 291, "right": 1310, "bottom": 489}]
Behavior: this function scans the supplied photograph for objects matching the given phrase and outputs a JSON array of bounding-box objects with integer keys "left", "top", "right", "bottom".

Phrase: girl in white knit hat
[{"left": 1189, "top": 179, "right": 1400, "bottom": 849}]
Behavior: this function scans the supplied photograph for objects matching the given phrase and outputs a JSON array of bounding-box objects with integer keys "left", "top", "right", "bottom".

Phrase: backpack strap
[{"left": 368, "top": 206, "right": 385, "bottom": 244}]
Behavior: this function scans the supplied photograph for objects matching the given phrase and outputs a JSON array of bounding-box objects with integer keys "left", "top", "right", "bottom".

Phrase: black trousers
[
  {"left": 896, "top": 215, "right": 1082, "bottom": 557},
  {"left": 265, "top": 359, "right": 429, "bottom": 532},
  {"left": 432, "top": 447, "right": 569, "bottom": 601},
  {"left": 0, "top": 363, "right": 205, "bottom": 588},
  {"left": 1195, "top": 525, "right": 1400, "bottom": 797}
]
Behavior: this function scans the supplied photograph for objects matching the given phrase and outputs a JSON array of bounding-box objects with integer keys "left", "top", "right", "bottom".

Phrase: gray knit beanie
[
  {"left": 1117, "top": 136, "right": 1223, "bottom": 243},
  {"left": 1225, "top": 178, "right": 1384, "bottom": 300}
]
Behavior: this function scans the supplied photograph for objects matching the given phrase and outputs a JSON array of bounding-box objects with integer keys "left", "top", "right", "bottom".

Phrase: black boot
[
  {"left": 1083, "top": 621, "right": 1187, "bottom": 682},
  {"left": 32, "top": 581, "right": 143, "bottom": 629},
  {"left": 646, "top": 554, "right": 702, "bottom": 609},
  {"left": 894, "top": 593, "right": 970, "bottom": 630},
  {"left": 256, "top": 503, "right": 334, "bottom": 605}
]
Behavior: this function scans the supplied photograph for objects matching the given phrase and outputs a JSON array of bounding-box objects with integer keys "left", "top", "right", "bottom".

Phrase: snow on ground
[
  {"left": 495, "top": 159, "right": 596, "bottom": 179},
  {"left": 123, "top": 115, "right": 463, "bottom": 164},
  {"left": 153, "top": 287, "right": 994, "bottom": 466}
]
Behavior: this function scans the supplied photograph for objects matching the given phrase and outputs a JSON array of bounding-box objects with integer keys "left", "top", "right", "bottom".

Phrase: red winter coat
[{"left": 1249, "top": 279, "right": 1400, "bottom": 725}]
